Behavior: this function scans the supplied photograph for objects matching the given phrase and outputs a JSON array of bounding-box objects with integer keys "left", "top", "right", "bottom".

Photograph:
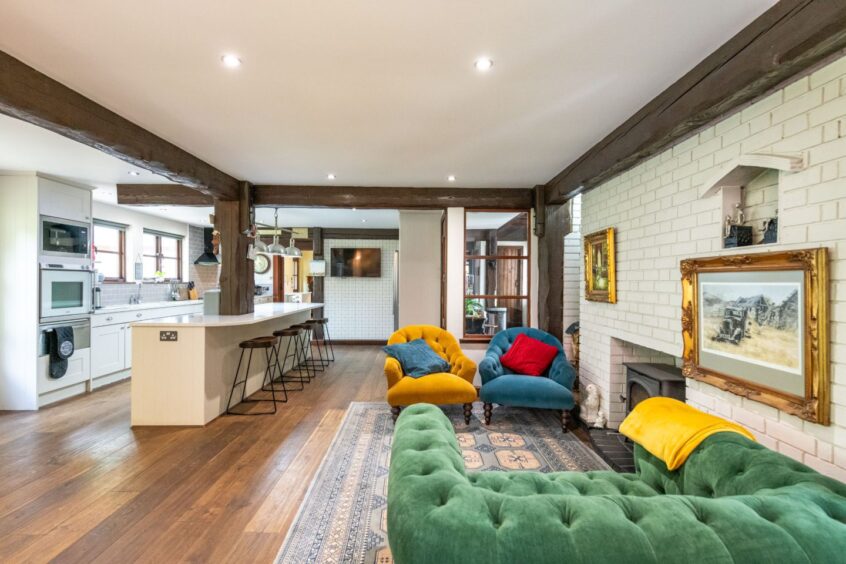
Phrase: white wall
[
  {"left": 0, "top": 175, "right": 39, "bottom": 409},
  {"left": 92, "top": 201, "right": 190, "bottom": 282},
  {"left": 579, "top": 54, "right": 846, "bottom": 480},
  {"left": 398, "top": 211, "right": 443, "bottom": 328},
  {"left": 324, "top": 238, "right": 397, "bottom": 340}
]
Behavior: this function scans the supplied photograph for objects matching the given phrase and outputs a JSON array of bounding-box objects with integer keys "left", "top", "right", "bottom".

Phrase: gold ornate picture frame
[
  {"left": 681, "top": 248, "right": 829, "bottom": 424},
  {"left": 584, "top": 228, "right": 616, "bottom": 303}
]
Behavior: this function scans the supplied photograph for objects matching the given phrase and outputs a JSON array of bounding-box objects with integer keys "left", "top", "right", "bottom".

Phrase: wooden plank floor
[{"left": 0, "top": 345, "right": 386, "bottom": 563}]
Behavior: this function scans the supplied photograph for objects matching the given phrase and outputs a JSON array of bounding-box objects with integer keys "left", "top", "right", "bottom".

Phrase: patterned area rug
[{"left": 275, "top": 402, "right": 610, "bottom": 564}]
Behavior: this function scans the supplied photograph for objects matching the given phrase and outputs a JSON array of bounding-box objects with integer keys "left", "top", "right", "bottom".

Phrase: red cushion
[{"left": 499, "top": 333, "right": 559, "bottom": 376}]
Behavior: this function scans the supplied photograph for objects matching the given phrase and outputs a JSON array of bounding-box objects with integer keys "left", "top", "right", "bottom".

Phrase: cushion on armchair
[
  {"left": 384, "top": 338, "right": 450, "bottom": 377},
  {"left": 499, "top": 333, "right": 559, "bottom": 376}
]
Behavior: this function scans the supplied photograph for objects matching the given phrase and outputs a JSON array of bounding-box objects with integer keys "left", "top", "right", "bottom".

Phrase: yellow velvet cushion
[
  {"left": 386, "top": 373, "right": 478, "bottom": 406},
  {"left": 384, "top": 325, "right": 478, "bottom": 406}
]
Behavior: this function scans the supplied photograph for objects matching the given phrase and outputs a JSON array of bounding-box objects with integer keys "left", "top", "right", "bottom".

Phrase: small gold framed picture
[{"left": 584, "top": 228, "right": 616, "bottom": 303}]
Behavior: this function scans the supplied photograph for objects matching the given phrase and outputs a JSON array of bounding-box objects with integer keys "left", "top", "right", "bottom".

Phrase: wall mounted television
[{"left": 330, "top": 248, "right": 381, "bottom": 277}]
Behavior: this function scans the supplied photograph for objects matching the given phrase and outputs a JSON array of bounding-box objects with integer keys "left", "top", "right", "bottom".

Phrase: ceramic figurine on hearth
[
  {"left": 593, "top": 411, "right": 607, "bottom": 429},
  {"left": 581, "top": 383, "right": 600, "bottom": 425}
]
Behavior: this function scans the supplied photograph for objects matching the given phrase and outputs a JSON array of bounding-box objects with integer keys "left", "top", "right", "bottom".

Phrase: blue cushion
[
  {"left": 480, "top": 374, "right": 575, "bottom": 410},
  {"left": 383, "top": 339, "right": 450, "bottom": 378}
]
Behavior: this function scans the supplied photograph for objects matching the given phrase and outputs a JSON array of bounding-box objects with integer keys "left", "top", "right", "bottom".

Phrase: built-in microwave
[
  {"left": 40, "top": 216, "right": 91, "bottom": 260},
  {"left": 40, "top": 264, "right": 93, "bottom": 320}
]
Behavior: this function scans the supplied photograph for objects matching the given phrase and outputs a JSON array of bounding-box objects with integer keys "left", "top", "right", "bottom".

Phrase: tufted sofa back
[
  {"left": 388, "top": 403, "right": 846, "bottom": 564},
  {"left": 637, "top": 432, "right": 846, "bottom": 498},
  {"left": 486, "top": 327, "right": 564, "bottom": 376}
]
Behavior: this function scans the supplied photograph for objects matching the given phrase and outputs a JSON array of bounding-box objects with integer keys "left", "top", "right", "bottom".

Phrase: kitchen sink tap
[{"left": 129, "top": 282, "right": 143, "bottom": 304}]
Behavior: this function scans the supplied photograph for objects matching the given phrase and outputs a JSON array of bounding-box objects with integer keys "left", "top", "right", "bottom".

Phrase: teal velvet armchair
[{"left": 479, "top": 327, "right": 576, "bottom": 431}]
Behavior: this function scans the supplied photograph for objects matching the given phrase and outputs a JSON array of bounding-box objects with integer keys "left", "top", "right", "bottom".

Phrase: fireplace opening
[{"left": 623, "top": 363, "right": 685, "bottom": 415}]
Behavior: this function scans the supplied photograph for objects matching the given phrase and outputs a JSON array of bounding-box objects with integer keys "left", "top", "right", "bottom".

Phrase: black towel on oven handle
[{"left": 49, "top": 326, "right": 75, "bottom": 379}]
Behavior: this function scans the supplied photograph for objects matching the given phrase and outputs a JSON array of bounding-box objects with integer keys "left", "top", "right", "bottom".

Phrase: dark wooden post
[
  {"left": 215, "top": 182, "right": 255, "bottom": 315},
  {"left": 311, "top": 227, "right": 324, "bottom": 320},
  {"left": 537, "top": 202, "right": 570, "bottom": 342}
]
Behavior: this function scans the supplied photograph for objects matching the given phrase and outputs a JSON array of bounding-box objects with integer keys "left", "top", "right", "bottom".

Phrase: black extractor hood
[{"left": 194, "top": 228, "right": 219, "bottom": 265}]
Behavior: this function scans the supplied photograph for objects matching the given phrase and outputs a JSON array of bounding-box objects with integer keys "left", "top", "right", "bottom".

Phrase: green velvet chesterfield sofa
[{"left": 387, "top": 404, "right": 846, "bottom": 564}]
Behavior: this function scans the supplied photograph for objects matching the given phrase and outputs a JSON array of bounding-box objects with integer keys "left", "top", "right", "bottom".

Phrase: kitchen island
[{"left": 130, "top": 302, "right": 322, "bottom": 426}]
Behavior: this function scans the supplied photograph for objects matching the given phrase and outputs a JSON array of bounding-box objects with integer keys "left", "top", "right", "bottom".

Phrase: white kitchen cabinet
[
  {"left": 91, "top": 324, "right": 126, "bottom": 378},
  {"left": 38, "top": 177, "right": 92, "bottom": 222}
]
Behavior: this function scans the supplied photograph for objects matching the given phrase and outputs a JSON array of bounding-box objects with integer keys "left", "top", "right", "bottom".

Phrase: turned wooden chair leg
[
  {"left": 483, "top": 402, "right": 493, "bottom": 425},
  {"left": 560, "top": 410, "right": 571, "bottom": 433},
  {"left": 463, "top": 403, "right": 473, "bottom": 424},
  {"left": 391, "top": 406, "right": 401, "bottom": 423}
]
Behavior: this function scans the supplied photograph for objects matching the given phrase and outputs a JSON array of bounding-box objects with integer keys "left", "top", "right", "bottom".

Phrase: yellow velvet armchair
[{"left": 384, "top": 325, "right": 477, "bottom": 423}]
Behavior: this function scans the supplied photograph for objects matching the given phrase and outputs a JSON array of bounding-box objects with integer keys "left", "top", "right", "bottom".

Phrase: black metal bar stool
[
  {"left": 314, "top": 318, "right": 335, "bottom": 362},
  {"left": 269, "top": 327, "right": 307, "bottom": 391},
  {"left": 290, "top": 323, "right": 320, "bottom": 376},
  {"left": 226, "top": 336, "right": 279, "bottom": 415},
  {"left": 305, "top": 319, "right": 330, "bottom": 369}
]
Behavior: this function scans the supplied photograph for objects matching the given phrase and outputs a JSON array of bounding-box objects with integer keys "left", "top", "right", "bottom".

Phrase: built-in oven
[
  {"left": 40, "top": 263, "right": 93, "bottom": 320},
  {"left": 40, "top": 216, "right": 91, "bottom": 260}
]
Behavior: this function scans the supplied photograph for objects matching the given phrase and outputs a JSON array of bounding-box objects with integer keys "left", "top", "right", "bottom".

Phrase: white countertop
[
  {"left": 95, "top": 300, "right": 203, "bottom": 314},
  {"left": 132, "top": 302, "right": 323, "bottom": 328}
]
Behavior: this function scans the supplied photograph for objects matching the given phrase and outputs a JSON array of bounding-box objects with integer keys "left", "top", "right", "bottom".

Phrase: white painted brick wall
[
  {"left": 580, "top": 54, "right": 846, "bottom": 481},
  {"left": 323, "top": 239, "right": 397, "bottom": 340}
]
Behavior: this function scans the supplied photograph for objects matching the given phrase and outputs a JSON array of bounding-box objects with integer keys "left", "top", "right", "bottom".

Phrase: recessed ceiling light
[
  {"left": 128, "top": 171, "right": 141, "bottom": 176},
  {"left": 221, "top": 54, "right": 242, "bottom": 68},
  {"left": 474, "top": 57, "right": 494, "bottom": 72},
  {"left": 327, "top": 173, "right": 336, "bottom": 180},
  {"left": 447, "top": 175, "right": 456, "bottom": 183},
  {"left": 361, "top": 219, "right": 367, "bottom": 223}
]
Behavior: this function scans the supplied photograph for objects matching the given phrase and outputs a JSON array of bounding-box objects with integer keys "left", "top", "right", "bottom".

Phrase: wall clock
[{"left": 254, "top": 253, "right": 270, "bottom": 274}]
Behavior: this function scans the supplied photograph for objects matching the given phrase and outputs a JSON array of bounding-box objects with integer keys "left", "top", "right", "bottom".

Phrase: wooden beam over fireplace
[
  {"left": 0, "top": 50, "right": 240, "bottom": 201},
  {"left": 545, "top": 0, "right": 846, "bottom": 204}
]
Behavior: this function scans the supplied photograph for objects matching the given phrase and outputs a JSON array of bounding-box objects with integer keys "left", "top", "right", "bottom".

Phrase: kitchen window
[
  {"left": 464, "top": 210, "right": 531, "bottom": 340},
  {"left": 93, "top": 221, "right": 126, "bottom": 282},
  {"left": 143, "top": 230, "right": 183, "bottom": 281}
]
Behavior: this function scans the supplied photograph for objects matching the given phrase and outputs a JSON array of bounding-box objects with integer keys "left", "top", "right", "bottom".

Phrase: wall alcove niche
[{"left": 699, "top": 153, "right": 806, "bottom": 249}]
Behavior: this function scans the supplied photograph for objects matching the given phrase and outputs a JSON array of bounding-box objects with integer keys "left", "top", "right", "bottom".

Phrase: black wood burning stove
[{"left": 622, "top": 363, "right": 685, "bottom": 415}]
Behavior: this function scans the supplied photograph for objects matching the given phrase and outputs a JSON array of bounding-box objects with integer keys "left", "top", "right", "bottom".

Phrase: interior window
[{"left": 463, "top": 211, "right": 530, "bottom": 340}]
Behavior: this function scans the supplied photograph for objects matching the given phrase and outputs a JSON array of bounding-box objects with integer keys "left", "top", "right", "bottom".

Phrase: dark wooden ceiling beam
[
  {"left": 116, "top": 184, "right": 215, "bottom": 206},
  {"left": 0, "top": 50, "right": 240, "bottom": 200},
  {"left": 253, "top": 185, "right": 534, "bottom": 209},
  {"left": 545, "top": 0, "right": 846, "bottom": 204},
  {"left": 118, "top": 183, "right": 534, "bottom": 209}
]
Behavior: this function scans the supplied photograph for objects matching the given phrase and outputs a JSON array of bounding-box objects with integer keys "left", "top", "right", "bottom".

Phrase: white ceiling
[
  {"left": 0, "top": 0, "right": 776, "bottom": 189},
  {"left": 0, "top": 114, "right": 169, "bottom": 189}
]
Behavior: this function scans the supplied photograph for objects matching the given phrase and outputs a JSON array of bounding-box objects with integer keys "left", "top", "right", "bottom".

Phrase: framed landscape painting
[
  {"left": 584, "top": 228, "right": 616, "bottom": 303},
  {"left": 681, "top": 249, "right": 829, "bottom": 424}
]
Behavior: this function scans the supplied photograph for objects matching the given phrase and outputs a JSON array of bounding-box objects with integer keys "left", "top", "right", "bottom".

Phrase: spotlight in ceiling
[
  {"left": 327, "top": 173, "right": 336, "bottom": 180},
  {"left": 128, "top": 171, "right": 141, "bottom": 176},
  {"left": 447, "top": 175, "right": 456, "bottom": 183},
  {"left": 221, "top": 54, "right": 242, "bottom": 68},
  {"left": 361, "top": 219, "right": 367, "bottom": 223},
  {"left": 474, "top": 57, "right": 494, "bottom": 72}
]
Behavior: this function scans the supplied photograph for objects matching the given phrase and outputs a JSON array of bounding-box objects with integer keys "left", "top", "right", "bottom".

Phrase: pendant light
[
  {"left": 267, "top": 208, "right": 286, "bottom": 255},
  {"left": 286, "top": 234, "right": 302, "bottom": 257},
  {"left": 254, "top": 233, "right": 268, "bottom": 253}
]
